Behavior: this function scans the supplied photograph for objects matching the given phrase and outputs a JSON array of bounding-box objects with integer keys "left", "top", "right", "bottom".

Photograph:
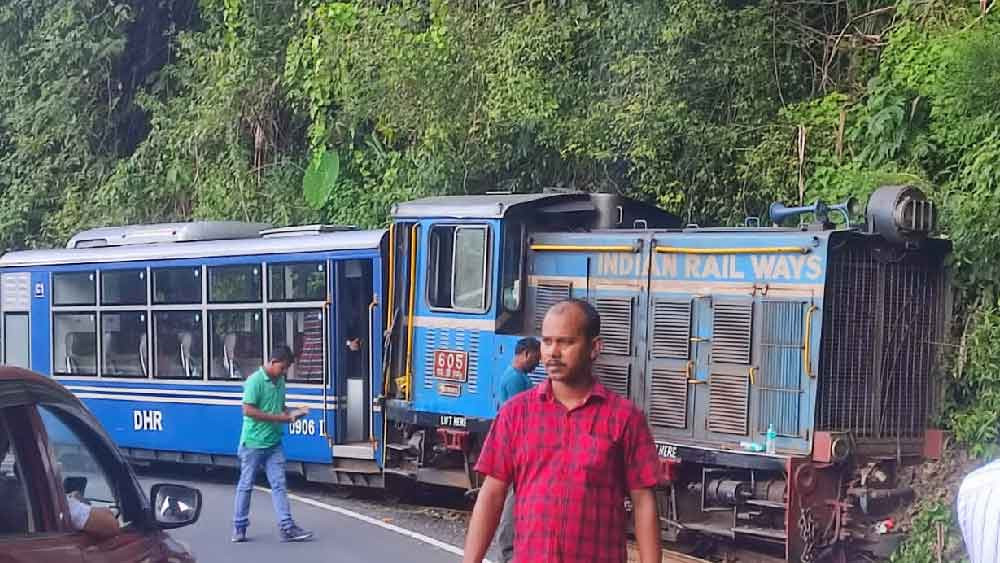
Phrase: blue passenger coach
[{"left": 0, "top": 223, "right": 388, "bottom": 486}]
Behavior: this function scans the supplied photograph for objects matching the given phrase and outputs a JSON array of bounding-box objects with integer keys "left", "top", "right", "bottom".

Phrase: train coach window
[
  {"left": 269, "top": 309, "right": 324, "bottom": 382},
  {"left": 209, "top": 265, "right": 261, "bottom": 303},
  {"left": 153, "top": 312, "right": 203, "bottom": 379},
  {"left": 268, "top": 263, "right": 326, "bottom": 302},
  {"left": 152, "top": 267, "right": 201, "bottom": 305},
  {"left": 209, "top": 311, "right": 263, "bottom": 380},
  {"left": 53, "top": 313, "right": 98, "bottom": 376},
  {"left": 101, "top": 312, "right": 147, "bottom": 377},
  {"left": 53, "top": 271, "right": 96, "bottom": 306},
  {"left": 101, "top": 269, "right": 147, "bottom": 306},
  {"left": 427, "top": 225, "right": 489, "bottom": 312}
]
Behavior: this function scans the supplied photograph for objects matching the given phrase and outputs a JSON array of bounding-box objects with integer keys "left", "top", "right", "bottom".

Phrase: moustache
[{"left": 545, "top": 361, "right": 566, "bottom": 368}]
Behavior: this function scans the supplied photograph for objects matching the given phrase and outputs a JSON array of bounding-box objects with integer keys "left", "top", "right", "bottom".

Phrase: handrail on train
[
  {"left": 384, "top": 223, "right": 396, "bottom": 396},
  {"left": 402, "top": 223, "right": 419, "bottom": 401},
  {"left": 804, "top": 305, "right": 817, "bottom": 378},
  {"left": 655, "top": 246, "right": 811, "bottom": 255},
  {"left": 529, "top": 244, "right": 639, "bottom": 253}
]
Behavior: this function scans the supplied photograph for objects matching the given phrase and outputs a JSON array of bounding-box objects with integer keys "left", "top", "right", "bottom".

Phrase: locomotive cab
[{"left": 380, "top": 192, "right": 679, "bottom": 488}]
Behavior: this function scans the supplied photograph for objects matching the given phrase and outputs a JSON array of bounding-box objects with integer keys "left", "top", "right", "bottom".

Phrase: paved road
[{"left": 139, "top": 473, "right": 465, "bottom": 563}]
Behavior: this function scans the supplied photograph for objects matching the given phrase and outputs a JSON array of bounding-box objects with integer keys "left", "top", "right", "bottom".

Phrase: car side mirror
[{"left": 150, "top": 483, "right": 202, "bottom": 529}]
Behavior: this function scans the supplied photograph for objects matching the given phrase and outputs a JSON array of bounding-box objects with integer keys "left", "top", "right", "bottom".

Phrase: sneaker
[
  {"left": 231, "top": 527, "right": 247, "bottom": 543},
  {"left": 280, "top": 524, "right": 314, "bottom": 542}
]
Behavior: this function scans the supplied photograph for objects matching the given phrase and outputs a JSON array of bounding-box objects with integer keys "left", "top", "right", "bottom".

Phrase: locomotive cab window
[
  {"left": 427, "top": 224, "right": 490, "bottom": 313},
  {"left": 501, "top": 223, "right": 524, "bottom": 312}
]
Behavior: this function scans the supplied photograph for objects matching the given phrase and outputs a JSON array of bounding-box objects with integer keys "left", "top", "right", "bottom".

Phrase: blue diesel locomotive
[
  {"left": 379, "top": 186, "right": 950, "bottom": 561},
  {"left": 0, "top": 186, "right": 949, "bottom": 560}
]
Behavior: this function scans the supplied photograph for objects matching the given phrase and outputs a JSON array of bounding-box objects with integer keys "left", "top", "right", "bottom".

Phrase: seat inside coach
[
  {"left": 64, "top": 332, "right": 97, "bottom": 375},
  {"left": 101, "top": 331, "right": 146, "bottom": 377},
  {"left": 211, "top": 331, "right": 262, "bottom": 380}
]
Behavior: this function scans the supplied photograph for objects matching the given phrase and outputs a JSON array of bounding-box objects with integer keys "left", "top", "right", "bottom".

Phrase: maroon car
[{"left": 0, "top": 367, "right": 200, "bottom": 562}]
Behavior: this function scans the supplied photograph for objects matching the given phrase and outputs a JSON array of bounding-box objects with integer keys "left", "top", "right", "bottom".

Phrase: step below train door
[{"left": 330, "top": 257, "right": 377, "bottom": 460}]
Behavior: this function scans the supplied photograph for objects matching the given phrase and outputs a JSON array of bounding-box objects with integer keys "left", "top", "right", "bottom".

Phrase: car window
[
  {"left": 37, "top": 406, "right": 126, "bottom": 526},
  {"left": 0, "top": 411, "right": 37, "bottom": 535}
]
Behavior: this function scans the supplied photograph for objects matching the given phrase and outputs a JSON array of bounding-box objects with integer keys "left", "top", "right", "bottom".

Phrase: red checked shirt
[{"left": 475, "top": 379, "right": 660, "bottom": 563}]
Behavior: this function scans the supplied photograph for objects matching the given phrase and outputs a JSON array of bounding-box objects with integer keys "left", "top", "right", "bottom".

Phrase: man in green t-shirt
[{"left": 231, "top": 346, "right": 313, "bottom": 543}]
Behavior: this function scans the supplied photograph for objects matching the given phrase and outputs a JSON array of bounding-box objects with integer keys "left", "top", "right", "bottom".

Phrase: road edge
[{"left": 255, "top": 485, "right": 492, "bottom": 563}]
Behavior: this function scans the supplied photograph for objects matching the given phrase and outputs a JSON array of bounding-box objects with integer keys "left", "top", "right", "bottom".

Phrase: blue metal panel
[
  {"left": 30, "top": 271, "right": 50, "bottom": 374},
  {"left": 56, "top": 377, "right": 331, "bottom": 462},
  {"left": 524, "top": 229, "right": 833, "bottom": 456},
  {"left": 409, "top": 219, "right": 501, "bottom": 420}
]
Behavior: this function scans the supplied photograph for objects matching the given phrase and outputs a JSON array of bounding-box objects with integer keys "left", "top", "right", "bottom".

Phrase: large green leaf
[{"left": 303, "top": 149, "right": 340, "bottom": 209}]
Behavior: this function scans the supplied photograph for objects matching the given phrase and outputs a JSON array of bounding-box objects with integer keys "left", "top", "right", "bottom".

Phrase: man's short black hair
[
  {"left": 270, "top": 345, "right": 295, "bottom": 365},
  {"left": 514, "top": 337, "right": 540, "bottom": 356},
  {"left": 547, "top": 299, "right": 601, "bottom": 341}
]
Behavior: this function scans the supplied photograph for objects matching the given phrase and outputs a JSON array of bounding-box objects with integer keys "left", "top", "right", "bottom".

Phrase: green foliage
[
  {"left": 303, "top": 149, "right": 340, "bottom": 209},
  {"left": 3, "top": 0, "right": 1000, "bottom": 477},
  {"left": 890, "top": 500, "right": 964, "bottom": 563},
  {"left": 0, "top": 0, "right": 132, "bottom": 247},
  {"left": 949, "top": 299, "right": 1000, "bottom": 459}
]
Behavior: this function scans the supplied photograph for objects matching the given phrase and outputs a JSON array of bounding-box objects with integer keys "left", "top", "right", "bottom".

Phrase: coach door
[
  {"left": 329, "top": 258, "right": 377, "bottom": 459},
  {"left": 1, "top": 272, "right": 32, "bottom": 369}
]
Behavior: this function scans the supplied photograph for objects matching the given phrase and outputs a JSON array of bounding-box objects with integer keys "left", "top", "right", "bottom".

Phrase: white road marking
[{"left": 255, "top": 485, "right": 492, "bottom": 563}]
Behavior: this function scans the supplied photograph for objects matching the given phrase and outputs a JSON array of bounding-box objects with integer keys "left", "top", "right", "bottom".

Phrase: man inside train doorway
[
  {"left": 464, "top": 299, "right": 662, "bottom": 563},
  {"left": 495, "top": 336, "right": 540, "bottom": 563},
  {"left": 232, "top": 346, "right": 314, "bottom": 543}
]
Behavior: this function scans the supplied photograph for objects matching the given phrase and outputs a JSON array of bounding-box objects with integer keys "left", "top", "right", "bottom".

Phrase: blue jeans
[{"left": 232, "top": 444, "right": 293, "bottom": 530}]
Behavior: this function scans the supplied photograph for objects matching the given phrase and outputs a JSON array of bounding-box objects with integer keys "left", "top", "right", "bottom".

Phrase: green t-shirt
[{"left": 239, "top": 367, "right": 286, "bottom": 449}]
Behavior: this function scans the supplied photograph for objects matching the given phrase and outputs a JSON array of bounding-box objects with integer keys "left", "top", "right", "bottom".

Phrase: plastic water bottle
[{"left": 765, "top": 424, "right": 776, "bottom": 455}]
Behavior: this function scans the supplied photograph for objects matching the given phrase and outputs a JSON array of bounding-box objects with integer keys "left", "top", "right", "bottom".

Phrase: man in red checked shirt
[{"left": 463, "top": 299, "right": 662, "bottom": 563}]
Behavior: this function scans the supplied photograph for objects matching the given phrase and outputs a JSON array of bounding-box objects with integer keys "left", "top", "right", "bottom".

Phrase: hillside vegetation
[{"left": 2, "top": 1, "right": 999, "bottom": 557}]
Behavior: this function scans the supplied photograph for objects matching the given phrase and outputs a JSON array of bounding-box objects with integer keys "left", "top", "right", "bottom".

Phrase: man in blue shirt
[
  {"left": 495, "top": 337, "right": 540, "bottom": 563},
  {"left": 498, "top": 337, "right": 540, "bottom": 405}
]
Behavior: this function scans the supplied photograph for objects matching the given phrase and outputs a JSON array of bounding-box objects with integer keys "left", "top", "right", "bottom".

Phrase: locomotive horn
[
  {"left": 829, "top": 197, "right": 860, "bottom": 228},
  {"left": 769, "top": 200, "right": 829, "bottom": 226},
  {"left": 769, "top": 197, "right": 859, "bottom": 227}
]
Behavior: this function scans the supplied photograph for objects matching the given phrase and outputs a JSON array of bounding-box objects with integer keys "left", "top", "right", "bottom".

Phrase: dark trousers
[{"left": 497, "top": 489, "right": 515, "bottom": 563}]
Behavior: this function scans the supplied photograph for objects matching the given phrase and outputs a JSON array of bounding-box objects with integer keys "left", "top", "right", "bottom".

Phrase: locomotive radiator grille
[
  {"left": 758, "top": 301, "right": 805, "bottom": 437},
  {"left": 648, "top": 367, "right": 688, "bottom": 429},
  {"left": 712, "top": 302, "right": 753, "bottom": 365},
  {"left": 594, "top": 297, "right": 634, "bottom": 356},
  {"left": 708, "top": 372, "right": 749, "bottom": 435},
  {"left": 422, "top": 328, "right": 479, "bottom": 393},
  {"left": 651, "top": 300, "right": 692, "bottom": 359},
  {"left": 817, "top": 241, "right": 947, "bottom": 440},
  {"left": 594, "top": 361, "right": 631, "bottom": 399},
  {"left": 533, "top": 281, "right": 572, "bottom": 333}
]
